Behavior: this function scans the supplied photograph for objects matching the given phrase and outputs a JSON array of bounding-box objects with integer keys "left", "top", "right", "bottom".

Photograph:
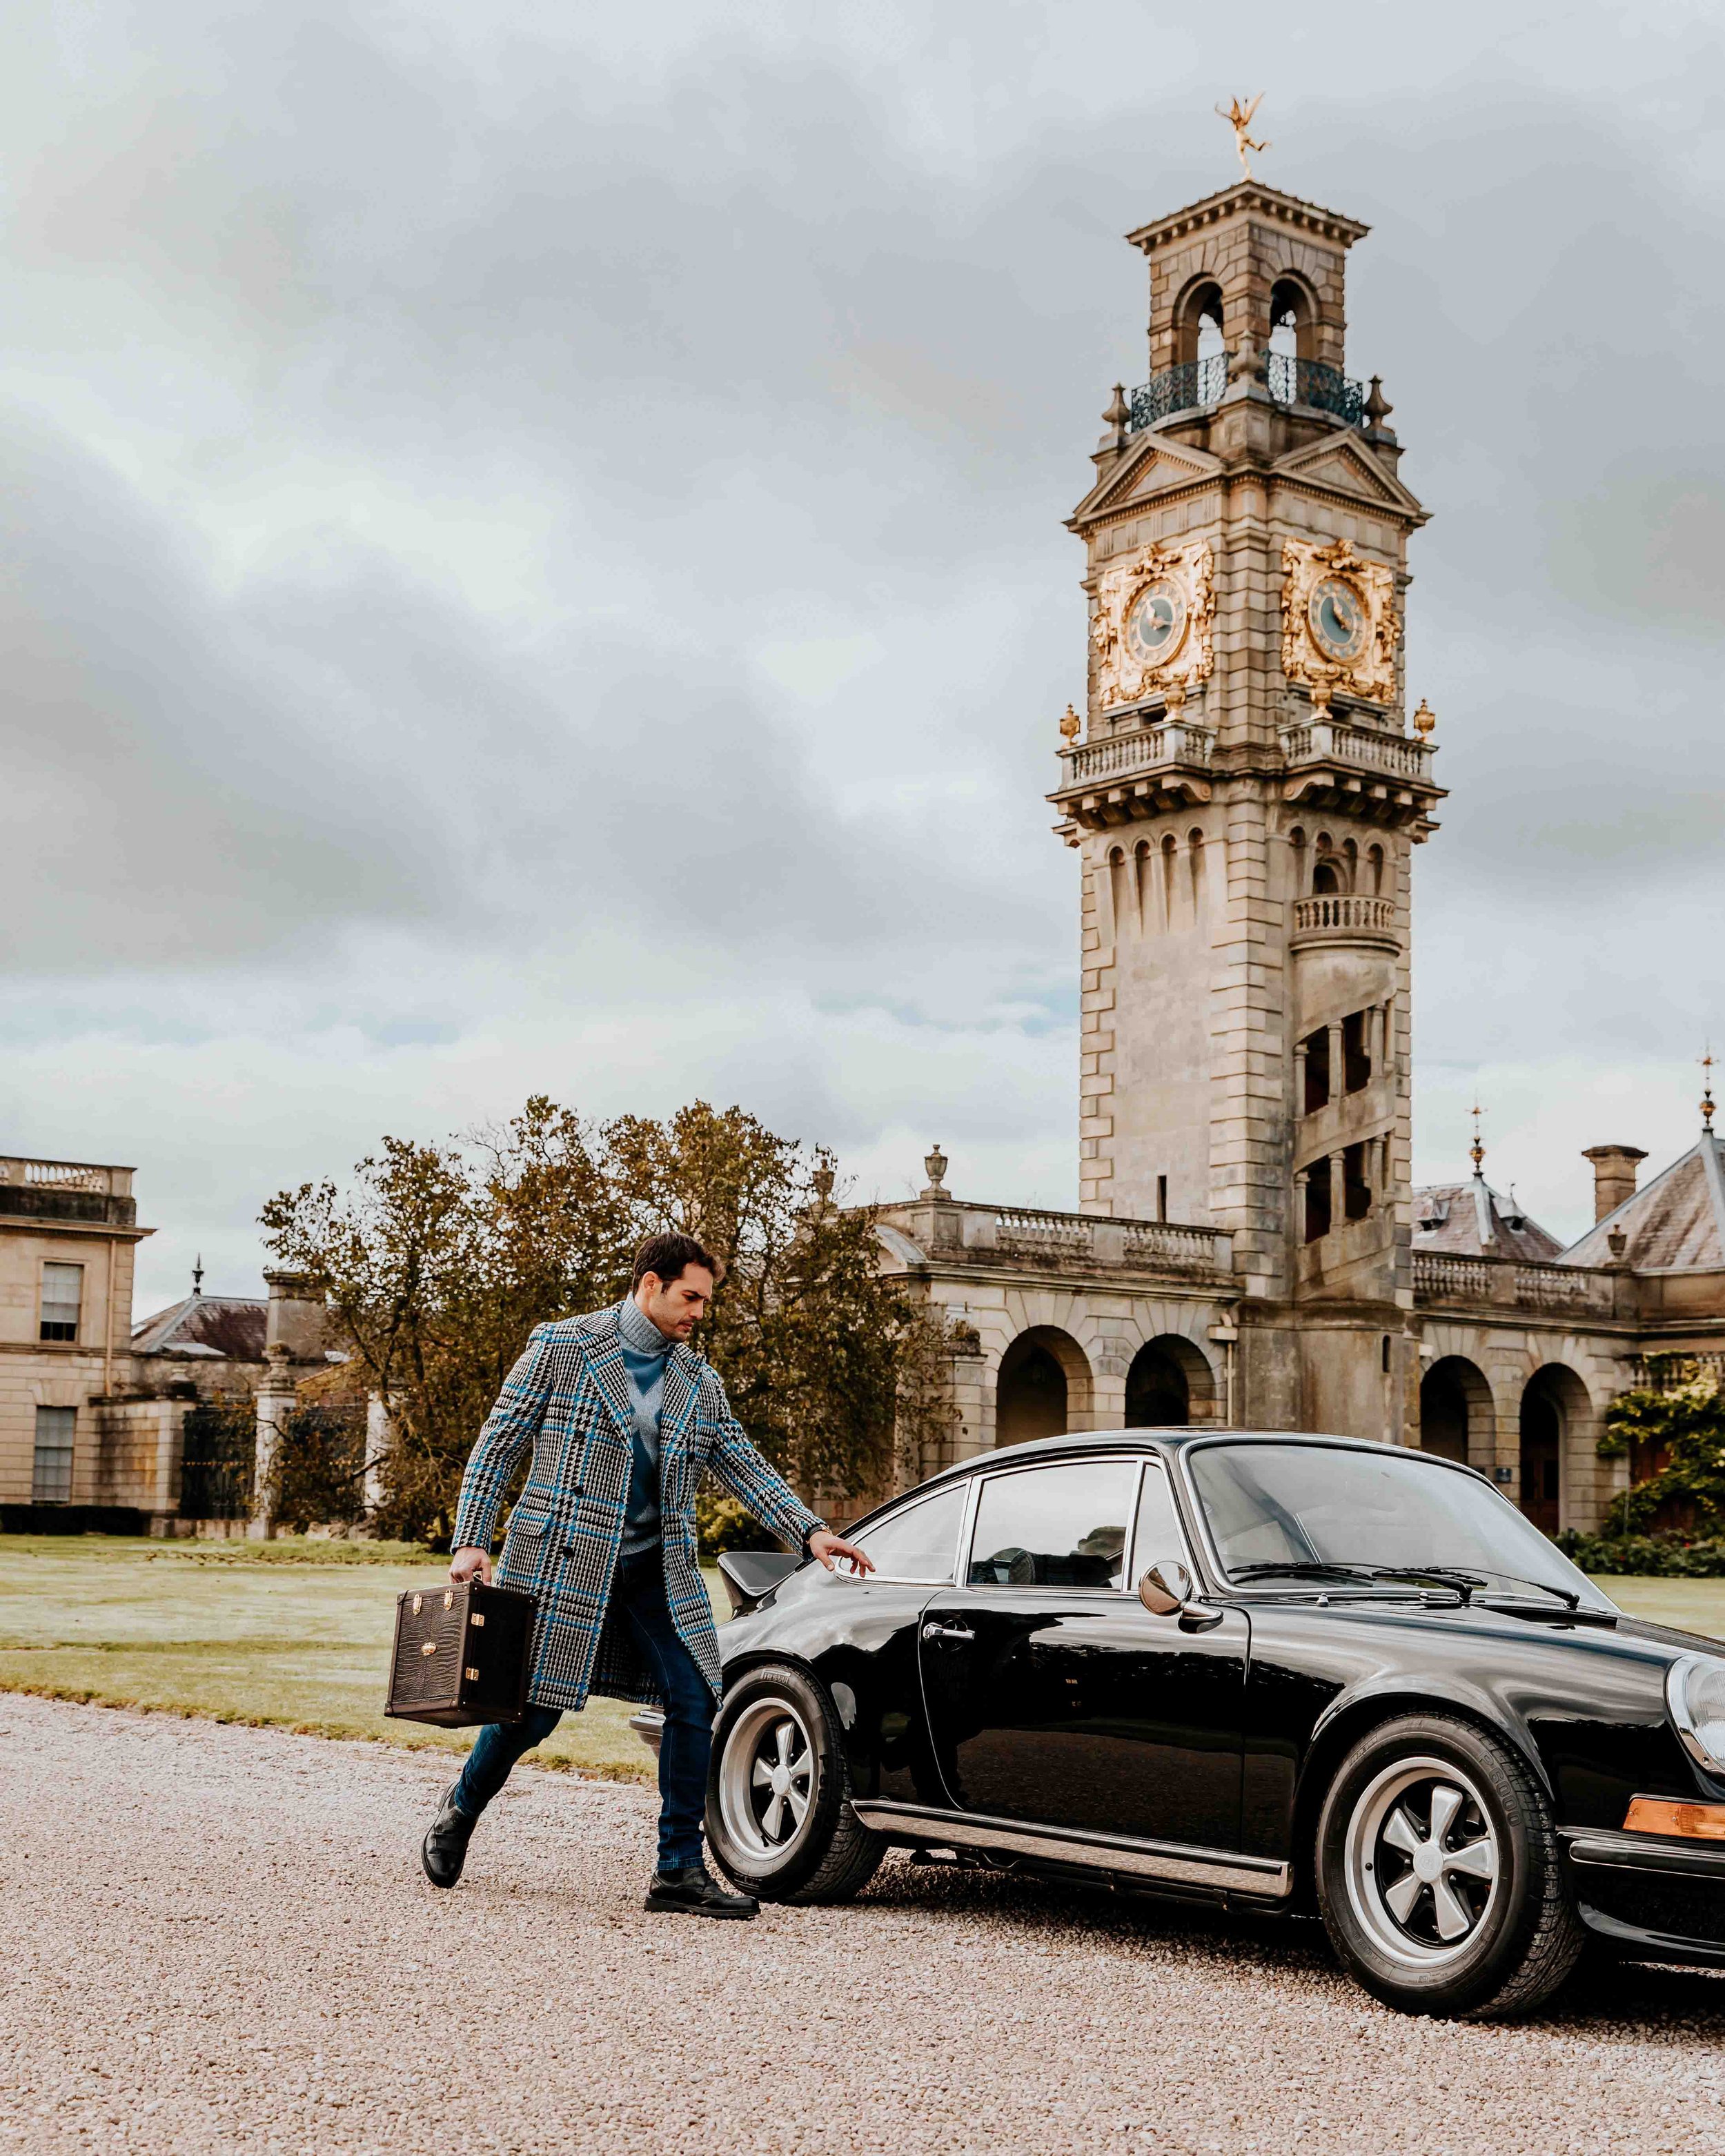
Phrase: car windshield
[{"left": 1186, "top": 1442, "right": 1616, "bottom": 1611}]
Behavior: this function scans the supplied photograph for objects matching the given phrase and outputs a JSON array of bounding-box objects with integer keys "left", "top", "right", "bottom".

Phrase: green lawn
[
  {"left": 0, "top": 1537, "right": 1719, "bottom": 1787},
  {"left": 0, "top": 1533, "right": 733, "bottom": 1783}
]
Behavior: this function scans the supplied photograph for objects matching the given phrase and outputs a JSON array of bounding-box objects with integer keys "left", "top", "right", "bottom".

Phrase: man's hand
[
  {"left": 449, "top": 1545, "right": 493, "bottom": 1585},
  {"left": 808, "top": 1528, "right": 874, "bottom": 1575}
]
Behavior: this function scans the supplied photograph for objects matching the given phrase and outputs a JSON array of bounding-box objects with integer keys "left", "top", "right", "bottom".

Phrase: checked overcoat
[{"left": 450, "top": 1304, "right": 824, "bottom": 1713}]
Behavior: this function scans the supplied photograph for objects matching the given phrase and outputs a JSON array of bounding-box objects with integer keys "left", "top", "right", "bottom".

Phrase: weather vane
[
  {"left": 1469, "top": 1101, "right": 1486, "bottom": 1176},
  {"left": 1704, "top": 1046, "right": 1717, "bottom": 1132},
  {"left": 1216, "top": 94, "right": 1270, "bottom": 180}
]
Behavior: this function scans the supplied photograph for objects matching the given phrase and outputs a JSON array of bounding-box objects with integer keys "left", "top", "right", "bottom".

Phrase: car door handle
[{"left": 921, "top": 1621, "right": 975, "bottom": 1642}]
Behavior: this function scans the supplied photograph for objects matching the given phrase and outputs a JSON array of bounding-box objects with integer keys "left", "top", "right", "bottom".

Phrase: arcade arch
[
  {"left": 1125, "top": 1334, "right": 1219, "bottom": 1427},
  {"left": 1419, "top": 1354, "right": 1492, "bottom": 1467},
  {"left": 1519, "top": 1363, "right": 1592, "bottom": 1534},
  {"left": 996, "top": 1327, "right": 1092, "bottom": 1448}
]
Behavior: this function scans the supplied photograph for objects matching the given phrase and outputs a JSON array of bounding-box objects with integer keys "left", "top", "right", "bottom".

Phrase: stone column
[
  {"left": 250, "top": 1345, "right": 296, "bottom": 1541},
  {"left": 1326, "top": 1020, "right": 1344, "bottom": 1105},
  {"left": 1292, "top": 1038, "right": 1308, "bottom": 1117},
  {"left": 1329, "top": 1150, "right": 1346, "bottom": 1231}
]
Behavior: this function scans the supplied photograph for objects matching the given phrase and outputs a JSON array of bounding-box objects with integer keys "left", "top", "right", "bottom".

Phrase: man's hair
[{"left": 631, "top": 1232, "right": 723, "bottom": 1294}]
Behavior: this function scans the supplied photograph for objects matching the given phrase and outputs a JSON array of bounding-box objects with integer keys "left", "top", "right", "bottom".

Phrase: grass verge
[{"left": 1, "top": 1538, "right": 1719, "bottom": 1787}]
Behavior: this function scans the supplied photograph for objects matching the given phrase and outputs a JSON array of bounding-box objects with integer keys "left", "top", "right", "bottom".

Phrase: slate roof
[
  {"left": 1410, "top": 1176, "right": 1564, "bottom": 1263},
  {"left": 130, "top": 1294, "right": 268, "bottom": 1362},
  {"left": 1561, "top": 1130, "right": 1725, "bottom": 1273}
]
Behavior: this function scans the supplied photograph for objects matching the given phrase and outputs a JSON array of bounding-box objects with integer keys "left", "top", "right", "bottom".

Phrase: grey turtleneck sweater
[{"left": 615, "top": 1296, "right": 675, "bottom": 1556}]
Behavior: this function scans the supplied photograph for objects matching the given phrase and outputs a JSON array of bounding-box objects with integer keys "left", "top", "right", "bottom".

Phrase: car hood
[{"left": 1610, "top": 1612, "right": 1725, "bottom": 1660}]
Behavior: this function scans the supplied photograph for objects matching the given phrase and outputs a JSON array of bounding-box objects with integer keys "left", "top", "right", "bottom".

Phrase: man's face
[{"left": 637, "top": 1265, "right": 714, "bottom": 1341}]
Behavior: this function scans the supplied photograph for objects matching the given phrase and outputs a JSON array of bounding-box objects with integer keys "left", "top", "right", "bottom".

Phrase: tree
[
  {"left": 260, "top": 1097, "right": 951, "bottom": 1544},
  {"left": 1597, "top": 1358, "right": 1725, "bottom": 1534}
]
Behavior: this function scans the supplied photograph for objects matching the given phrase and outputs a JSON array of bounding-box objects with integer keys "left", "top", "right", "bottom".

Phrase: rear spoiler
[{"left": 716, "top": 1547, "right": 802, "bottom": 1616}]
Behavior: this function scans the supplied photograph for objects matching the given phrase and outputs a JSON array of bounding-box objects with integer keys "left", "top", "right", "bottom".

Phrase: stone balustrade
[
  {"left": 1057, "top": 721, "right": 1215, "bottom": 791},
  {"left": 877, "top": 1194, "right": 1234, "bottom": 1281},
  {"left": 0, "top": 1155, "right": 137, "bottom": 1227},
  {"left": 1413, "top": 1250, "right": 1618, "bottom": 1318},
  {"left": 1279, "top": 719, "right": 1434, "bottom": 784},
  {"left": 1291, "top": 893, "right": 1397, "bottom": 938}
]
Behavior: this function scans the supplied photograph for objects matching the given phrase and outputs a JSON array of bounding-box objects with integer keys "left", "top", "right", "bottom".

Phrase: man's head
[{"left": 630, "top": 1232, "right": 723, "bottom": 1342}]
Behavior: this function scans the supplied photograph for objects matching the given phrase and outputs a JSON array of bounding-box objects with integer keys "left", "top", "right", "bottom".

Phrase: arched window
[
  {"left": 1174, "top": 279, "right": 1225, "bottom": 368},
  {"left": 1107, "top": 847, "right": 1129, "bottom": 936},
  {"left": 1134, "top": 839, "right": 1155, "bottom": 928},
  {"left": 1269, "top": 276, "right": 1317, "bottom": 362},
  {"left": 1187, "top": 828, "right": 1206, "bottom": 917},
  {"left": 1368, "top": 843, "right": 1386, "bottom": 896},
  {"left": 1341, "top": 837, "right": 1359, "bottom": 889},
  {"left": 1161, "top": 832, "right": 1179, "bottom": 924},
  {"left": 1312, "top": 856, "right": 1342, "bottom": 896}
]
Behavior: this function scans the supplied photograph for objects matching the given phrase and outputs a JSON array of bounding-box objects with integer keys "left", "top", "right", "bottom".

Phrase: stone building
[
  {"left": 0, "top": 1151, "right": 325, "bottom": 1530},
  {"left": 872, "top": 175, "right": 1725, "bottom": 1534}
]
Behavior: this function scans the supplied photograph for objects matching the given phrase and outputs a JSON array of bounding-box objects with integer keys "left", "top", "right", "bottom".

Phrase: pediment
[
  {"left": 1272, "top": 434, "right": 1425, "bottom": 516},
  {"left": 1070, "top": 435, "right": 1223, "bottom": 525}
]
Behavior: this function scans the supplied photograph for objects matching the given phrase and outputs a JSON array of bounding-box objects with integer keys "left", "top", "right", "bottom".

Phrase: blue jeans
[{"left": 452, "top": 1547, "right": 715, "bottom": 1872}]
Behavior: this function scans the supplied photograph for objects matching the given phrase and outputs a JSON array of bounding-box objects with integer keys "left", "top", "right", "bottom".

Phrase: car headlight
[{"left": 1666, "top": 1655, "right": 1725, "bottom": 1777}]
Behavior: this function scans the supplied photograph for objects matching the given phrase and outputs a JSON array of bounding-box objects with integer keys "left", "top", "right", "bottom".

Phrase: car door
[{"left": 917, "top": 1454, "right": 1248, "bottom": 1850}]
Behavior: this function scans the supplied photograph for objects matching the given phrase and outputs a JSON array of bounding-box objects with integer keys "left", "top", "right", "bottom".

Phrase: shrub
[{"left": 1555, "top": 1529, "right": 1725, "bottom": 1578}]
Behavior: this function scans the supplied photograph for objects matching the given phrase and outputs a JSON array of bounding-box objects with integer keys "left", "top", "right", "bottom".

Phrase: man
[{"left": 420, "top": 1232, "right": 873, "bottom": 1919}]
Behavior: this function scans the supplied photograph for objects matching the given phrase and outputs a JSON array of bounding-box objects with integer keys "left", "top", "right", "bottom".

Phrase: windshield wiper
[
  {"left": 1370, "top": 1566, "right": 1488, "bottom": 1604},
  {"left": 1230, "top": 1561, "right": 1456, "bottom": 1597},
  {"left": 1472, "top": 1571, "right": 1581, "bottom": 1611}
]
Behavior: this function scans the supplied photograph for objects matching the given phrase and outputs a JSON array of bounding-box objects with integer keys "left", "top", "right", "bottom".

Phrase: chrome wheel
[
  {"left": 1342, "top": 1754, "right": 1501, "bottom": 1969},
  {"left": 716, "top": 1696, "right": 816, "bottom": 1862}
]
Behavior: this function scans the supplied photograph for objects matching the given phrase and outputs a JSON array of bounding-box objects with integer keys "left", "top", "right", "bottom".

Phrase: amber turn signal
[{"left": 1623, "top": 1797, "right": 1725, "bottom": 1841}]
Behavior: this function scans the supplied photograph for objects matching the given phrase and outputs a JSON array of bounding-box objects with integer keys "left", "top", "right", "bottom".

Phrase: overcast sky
[{"left": 2, "top": 0, "right": 1722, "bottom": 1314}]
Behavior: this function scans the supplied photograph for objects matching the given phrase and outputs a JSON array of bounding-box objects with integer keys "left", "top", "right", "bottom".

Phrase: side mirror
[{"left": 1138, "top": 1560, "right": 1194, "bottom": 1616}]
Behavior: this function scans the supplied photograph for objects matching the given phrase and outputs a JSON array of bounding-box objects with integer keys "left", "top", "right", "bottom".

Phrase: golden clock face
[
  {"left": 1123, "top": 578, "right": 1187, "bottom": 667},
  {"left": 1308, "top": 576, "right": 1369, "bottom": 662}
]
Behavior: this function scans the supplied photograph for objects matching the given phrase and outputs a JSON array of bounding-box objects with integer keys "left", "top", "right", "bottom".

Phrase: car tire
[
  {"left": 1315, "top": 1712, "right": 1585, "bottom": 2019},
  {"left": 707, "top": 1661, "right": 885, "bottom": 1904}
]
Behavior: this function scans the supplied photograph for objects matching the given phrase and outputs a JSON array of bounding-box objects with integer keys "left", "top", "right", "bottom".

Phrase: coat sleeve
[
  {"left": 701, "top": 1372, "right": 825, "bottom": 1551},
  {"left": 451, "top": 1325, "right": 556, "bottom": 1554}
]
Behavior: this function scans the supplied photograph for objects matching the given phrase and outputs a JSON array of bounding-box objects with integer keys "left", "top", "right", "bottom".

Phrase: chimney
[{"left": 1581, "top": 1145, "right": 1647, "bottom": 1225}]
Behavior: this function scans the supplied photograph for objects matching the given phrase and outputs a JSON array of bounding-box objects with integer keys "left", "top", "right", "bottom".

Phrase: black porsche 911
[{"left": 656, "top": 1431, "right": 1725, "bottom": 2018}]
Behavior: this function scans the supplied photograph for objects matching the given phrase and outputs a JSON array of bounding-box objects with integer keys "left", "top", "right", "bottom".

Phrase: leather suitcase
[{"left": 385, "top": 1579, "right": 534, "bottom": 1728}]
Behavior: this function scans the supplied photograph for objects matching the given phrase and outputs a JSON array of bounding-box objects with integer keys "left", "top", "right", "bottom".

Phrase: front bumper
[{"left": 1563, "top": 1825, "right": 1725, "bottom": 1966}]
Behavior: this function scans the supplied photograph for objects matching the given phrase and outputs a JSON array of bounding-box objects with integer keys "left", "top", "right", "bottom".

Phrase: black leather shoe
[
  {"left": 421, "top": 1783, "right": 477, "bottom": 1890},
  {"left": 644, "top": 1864, "right": 759, "bottom": 1919}
]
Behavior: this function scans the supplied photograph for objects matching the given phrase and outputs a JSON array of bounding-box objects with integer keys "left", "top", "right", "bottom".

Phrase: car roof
[{"left": 914, "top": 1427, "right": 1406, "bottom": 1488}]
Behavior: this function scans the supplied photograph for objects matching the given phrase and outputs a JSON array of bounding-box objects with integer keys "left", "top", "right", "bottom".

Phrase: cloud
[{"left": 0, "top": 0, "right": 1721, "bottom": 1301}]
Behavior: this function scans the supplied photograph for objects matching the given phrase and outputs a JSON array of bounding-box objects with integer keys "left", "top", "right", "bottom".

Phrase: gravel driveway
[{"left": 1, "top": 1696, "right": 1722, "bottom": 2156}]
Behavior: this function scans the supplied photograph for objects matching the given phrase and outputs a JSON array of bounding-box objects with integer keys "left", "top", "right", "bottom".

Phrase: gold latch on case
[
  {"left": 411, "top": 1594, "right": 423, "bottom": 1615},
  {"left": 420, "top": 1640, "right": 437, "bottom": 1657},
  {"left": 470, "top": 1613, "right": 486, "bottom": 1628},
  {"left": 442, "top": 1590, "right": 454, "bottom": 1611},
  {"left": 464, "top": 1667, "right": 480, "bottom": 1681}
]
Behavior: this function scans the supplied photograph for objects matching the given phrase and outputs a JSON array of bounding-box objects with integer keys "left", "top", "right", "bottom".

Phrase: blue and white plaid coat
[{"left": 451, "top": 1304, "right": 823, "bottom": 1712}]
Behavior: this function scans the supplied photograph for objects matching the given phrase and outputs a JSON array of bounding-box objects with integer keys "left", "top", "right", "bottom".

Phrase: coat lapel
[
  {"left": 658, "top": 1348, "right": 702, "bottom": 1486},
  {"left": 580, "top": 1312, "right": 637, "bottom": 1443}
]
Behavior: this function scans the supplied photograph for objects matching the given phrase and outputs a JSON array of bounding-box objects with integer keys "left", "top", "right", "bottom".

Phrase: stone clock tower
[{"left": 1049, "top": 179, "right": 1443, "bottom": 1434}]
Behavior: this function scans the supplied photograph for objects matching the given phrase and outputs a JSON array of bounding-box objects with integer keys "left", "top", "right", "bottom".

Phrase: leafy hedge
[{"left": 1555, "top": 1529, "right": 1725, "bottom": 1578}]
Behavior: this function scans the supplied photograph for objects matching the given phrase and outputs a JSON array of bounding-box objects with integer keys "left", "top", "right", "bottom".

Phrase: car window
[
  {"left": 1128, "top": 1463, "right": 1187, "bottom": 1581},
  {"left": 967, "top": 1459, "right": 1138, "bottom": 1590},
  {"left": 838, "top": 1483, "right": 967, "bottom": 1582}
]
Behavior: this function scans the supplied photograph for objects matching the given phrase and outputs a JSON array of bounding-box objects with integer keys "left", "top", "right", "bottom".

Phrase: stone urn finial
[
  {"left": 1412, "top": 698, "right": 1437, "bottom": 740},
  {"left": 923, "top": 1144, "right": 949, "bottom": 1196},
  {"left": 811, "top": 1165, "right": 835, "bottom": 1203}
]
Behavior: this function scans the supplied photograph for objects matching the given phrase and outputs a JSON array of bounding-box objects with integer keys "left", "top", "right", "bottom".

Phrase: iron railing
[
  {"left": 1127, "top": 353, "right": 1227, "bottom": 431},
  {"left": 1265, "top": 353, "right": 1366, "bottom": 426},
  {"left": 179, "top": 1401, "right": 256, "bottom": 1520}
]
